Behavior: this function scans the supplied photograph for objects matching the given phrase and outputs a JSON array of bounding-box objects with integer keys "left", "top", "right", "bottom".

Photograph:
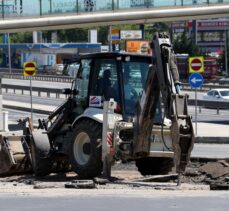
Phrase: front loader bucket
[{"left": 0, "top": 135, "right": 31, "bottom": 176}]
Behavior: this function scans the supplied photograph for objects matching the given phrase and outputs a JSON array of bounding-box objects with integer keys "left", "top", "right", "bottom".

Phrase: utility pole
[
  {"left": 225, "top": 30, "right": 228, "bottom": 76},
  {"left": 192, "top": 0, "right": 197, "bottom": 46},
  {"left": 109, "top": 26, "right": 112, "bottom": 52},
  {"left": 7, "top": 33, "right": 11, "bottom": 74}
]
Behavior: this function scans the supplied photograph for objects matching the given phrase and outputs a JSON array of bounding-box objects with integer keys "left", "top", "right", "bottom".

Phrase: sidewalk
[{"left": 195, "top": 122, "right": 229, "bottom": 143}]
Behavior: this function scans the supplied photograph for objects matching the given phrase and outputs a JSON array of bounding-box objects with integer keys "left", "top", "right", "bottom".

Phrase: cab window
[
  {"left": 74, "top": 59, "right": 91, "bottom": 108},
  {"left": 89, "top": 58, "right": 120, "bottom": 106}
]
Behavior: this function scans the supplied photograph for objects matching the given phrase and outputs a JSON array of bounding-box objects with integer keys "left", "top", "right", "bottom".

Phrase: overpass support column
[{"left": 139, "top": 24, "right": 145, "bottom": 40}]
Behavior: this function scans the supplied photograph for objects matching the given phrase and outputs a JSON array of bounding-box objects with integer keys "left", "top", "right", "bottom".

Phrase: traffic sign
[
  {"left": 189, "top": 56, "right": 204, "bottom": 73},
  {"left": 189, "top": 73, "right": 204, "bottom": 88},
  {"left": 24, "top": 62, "right": 36, "bottom": 76}
]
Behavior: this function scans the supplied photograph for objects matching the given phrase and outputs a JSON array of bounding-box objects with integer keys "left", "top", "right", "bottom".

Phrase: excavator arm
[{"left": 134, "top": 33, "right": 195, "bottom": 180}]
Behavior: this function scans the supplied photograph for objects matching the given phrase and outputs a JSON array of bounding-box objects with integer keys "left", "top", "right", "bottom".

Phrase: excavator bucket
[{"left": 0, "top": 134, "right": 31, "bottom": 176}]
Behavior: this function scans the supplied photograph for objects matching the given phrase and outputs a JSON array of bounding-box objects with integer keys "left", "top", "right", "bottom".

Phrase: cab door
[{"left": 88, "top": 57, "right": 120, "bottom": 109}]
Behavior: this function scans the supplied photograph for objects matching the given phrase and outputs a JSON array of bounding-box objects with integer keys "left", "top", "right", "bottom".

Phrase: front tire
[{"left": 69, "top": 119, "right": 102, "bottom": 178}]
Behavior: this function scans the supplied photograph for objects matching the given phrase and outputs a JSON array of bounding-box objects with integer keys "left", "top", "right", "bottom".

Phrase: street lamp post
[
  {"left": 225, "top": 30, "right": 228, "bottom": 76},
  {"left": 109, "top": 26, "right": 112, "bottom": 52},
  {"left": 7, "top": 33, "right": 11, "bottom": 74}
]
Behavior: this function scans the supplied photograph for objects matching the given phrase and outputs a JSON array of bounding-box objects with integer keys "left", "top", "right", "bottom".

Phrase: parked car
[
  {"left": 203, "top": 89, "right": 229, "bottom": 102},
  {"left": 67, "top": 63, "right": 80, "bottom": 77},
  {"left": 219, "top": 76, "right": 229, "bottom": 85},
  {"left": 54, "top": 64, "right": 64, "bottom": 75}
]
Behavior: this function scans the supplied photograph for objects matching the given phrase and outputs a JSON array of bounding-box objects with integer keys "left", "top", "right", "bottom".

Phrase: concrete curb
[
  {"left": 3, "top": 101, "right": 55, "bottom": 115},
  {"left": 3, "top": 104, "right": 52, "bottom": 115},
  {"left": 195, "top": 136, "right": 229, "bottom": 144}
]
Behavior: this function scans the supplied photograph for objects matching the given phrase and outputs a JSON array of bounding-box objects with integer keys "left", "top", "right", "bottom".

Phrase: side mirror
[
  {"left": 215, "top": 94, "right": 220, "bottom": 98},
  {"left": 62, "top": 88, "right": 78, "bottom": 95}
]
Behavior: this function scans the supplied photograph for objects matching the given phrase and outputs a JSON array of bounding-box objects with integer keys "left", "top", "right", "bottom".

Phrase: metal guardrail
[
  {"left": 1, "top": 73, "right": 229, "bottom": 89},
  {"left": 182, "top": 83, "right": 229, "bottom": 91},
  {"left": 2, "top": 83, "right": 229, "bottom": 110},
  {"left": 1, "top": 84, "right": 65, "bottom": 99},
  {"left": 0, "top": 74, "right": 229, "bottom": 114},
  {"left": 0, "top": 73, "right": 74, "bottom": 83},
  {"left": 189, "top": 99, "right": 229, "bottom": 114}
]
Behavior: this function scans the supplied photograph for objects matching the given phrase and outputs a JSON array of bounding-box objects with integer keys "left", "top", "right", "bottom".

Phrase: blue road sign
[{"left": 189, "top": 72, "right": 204, "bottom": 88}]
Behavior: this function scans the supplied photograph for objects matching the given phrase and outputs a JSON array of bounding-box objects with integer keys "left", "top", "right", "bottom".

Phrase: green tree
[
  {"left": 97, "top": 26, "right": 109, "bottom": 44},
  {"left": 10, "top": 32, "right": 33, "bottom": 43},
  {"left": 144, "top": 23, "right": 170, "bottom": 40},
  {"left": 218, "top": 48, "right": 229, "bottom": 75},
  {"left": 173, "top": 31, "right": 200, "bottom": 56},
  {"left": 57, "top": 29, "right": 88, "bottom": 42}
]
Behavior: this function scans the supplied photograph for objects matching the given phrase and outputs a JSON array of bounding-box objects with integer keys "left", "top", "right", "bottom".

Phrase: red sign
[
  {"left": 25, "top": 63, "right": 36, "bottom": 68},
  {"left": 190, "top": 58, "right": 202, "bottom": 71},
  {"left": 25, "top": 70, "right": 35, "bottom": 75},
  {"left": 24, "top": 62, "right": 36, "bottom": 76},
  {"left": 187, "top": 21, "right": 229, "bottom": 30}
]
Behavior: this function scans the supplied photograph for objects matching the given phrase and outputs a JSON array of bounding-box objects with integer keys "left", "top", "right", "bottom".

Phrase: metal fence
[{"left": 1, "top": 73, "right": 74, "bottom": 83}]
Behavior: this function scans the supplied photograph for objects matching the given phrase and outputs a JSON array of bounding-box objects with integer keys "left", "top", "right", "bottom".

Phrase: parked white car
[
  {"left": 67, "top": 64, "right": 80, "bottom": 77},
  {"left": 203, "top": 89, "right": 229, "bottom": 102},
  {"left": 54, "top": 64, "right": 64, "bottom": 75},
  {"left": 219, "top": 76, "right": 229, "bottom": 85}
]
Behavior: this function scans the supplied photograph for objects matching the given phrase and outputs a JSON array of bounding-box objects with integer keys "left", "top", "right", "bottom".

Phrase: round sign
[
  {"left": 190, "top": 58, "right": 202, "bottom": 71},
  {"left": 25, "top": 70, "right": 35, "bottom": 76},
  {"left": 189, "top": 73, "right": 204, "bottom": 88},
  {"left": 24, "top": 62, "right": 36, "bottom": 76},
  {"left": 25, "top": 63, "right": 36, "bottom": 68}
]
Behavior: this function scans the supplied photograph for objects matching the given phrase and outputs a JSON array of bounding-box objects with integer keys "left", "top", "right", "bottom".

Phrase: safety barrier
[
  {"left": 1, "top": 84, "right": 65, "bottom": 99},
  {"left": 0, "top": 73, "right": 74, "bottom": 83},
  {"left": 188, "top": 99, "right": 229, "bottom": 115},
  {"left": 1, "top": 73, "right": 229, "bottom": 90},
  {"left": 182, "top": 83, "right": 229, "bottom": 91},
  {"left": 2, "top": 83, "right": 229, "bottom": 111}
]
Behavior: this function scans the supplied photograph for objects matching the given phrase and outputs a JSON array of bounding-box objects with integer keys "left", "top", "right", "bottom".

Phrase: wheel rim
[{"left": 73, "top": 132, "right": 91, "bottom": 165}]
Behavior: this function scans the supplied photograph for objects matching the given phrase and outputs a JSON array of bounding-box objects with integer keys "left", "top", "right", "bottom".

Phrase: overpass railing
[{"left": 1, "top": 0, "right": 229, "bottom": 19}]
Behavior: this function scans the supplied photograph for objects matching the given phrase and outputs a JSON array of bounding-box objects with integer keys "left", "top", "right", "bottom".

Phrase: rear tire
[
  {"left": 69, "top": 119, "right": 102, "bottom": 179},
  {"left": 135, "top": 157, "right": 174, "bottom": 176}
]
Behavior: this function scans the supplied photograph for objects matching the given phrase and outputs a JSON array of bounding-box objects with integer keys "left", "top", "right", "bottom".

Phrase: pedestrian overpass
[{"left": 0, "top": 0, "right": 229, "bottom": 32}]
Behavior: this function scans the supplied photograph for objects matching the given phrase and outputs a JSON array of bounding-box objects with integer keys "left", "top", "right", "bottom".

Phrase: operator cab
[{"left": 72, "top": 52, "right": 158, "bottom": 120}]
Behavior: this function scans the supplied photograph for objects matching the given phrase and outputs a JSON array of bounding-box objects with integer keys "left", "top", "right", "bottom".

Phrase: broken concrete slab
[{"left": 199, "top": 162, "right": 229, "bottom": 179}]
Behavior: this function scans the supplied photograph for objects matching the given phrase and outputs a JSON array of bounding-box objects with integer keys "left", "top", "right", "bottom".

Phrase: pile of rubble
[
  {"left": 183, "top": 159, "right": 229, "bottom": 190},
  {"left": 0, "top": 159, "right": 229, "bottom": 190}
]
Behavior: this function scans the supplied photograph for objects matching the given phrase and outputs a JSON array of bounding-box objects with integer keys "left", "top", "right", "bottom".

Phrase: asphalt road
[
  {"left": 0, "top": 189, "right": 228, "bottom": 211},
  {"left": 3, "top": 93, "right": 64, "bottom": 107},
  {"left": 2, "top": 93, "right": 229, "bottom": 123}
]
